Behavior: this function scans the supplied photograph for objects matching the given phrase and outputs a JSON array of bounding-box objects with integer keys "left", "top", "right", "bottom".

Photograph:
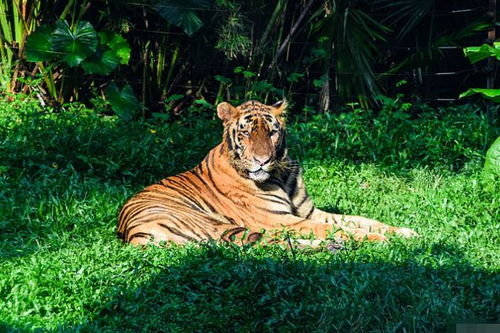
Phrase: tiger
[{"left": 117, "top": 100, "right": 417, "bottom": 248}]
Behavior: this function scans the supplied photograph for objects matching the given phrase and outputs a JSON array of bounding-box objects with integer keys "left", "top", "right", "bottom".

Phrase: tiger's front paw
[{"left": 394, "top": 227, "right": 418, "bottom": 238}]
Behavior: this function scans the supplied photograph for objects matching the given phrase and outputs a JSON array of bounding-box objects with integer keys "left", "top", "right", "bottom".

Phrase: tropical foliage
[
  {"left": 460, "top": 42, "right": 500, "bottom": 102},
  {"left": 0, "top": 0, "right": 496, "bottom": 115}
]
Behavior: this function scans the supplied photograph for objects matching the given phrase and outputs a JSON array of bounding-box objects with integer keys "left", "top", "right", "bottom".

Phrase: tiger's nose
[{"left": 254, "top": 156, "right": 271, "bottom": 166}]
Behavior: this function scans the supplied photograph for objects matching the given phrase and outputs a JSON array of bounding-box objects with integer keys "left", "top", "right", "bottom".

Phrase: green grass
[{"left": 0, "top": 96, "right": 499, "bottom": 331}]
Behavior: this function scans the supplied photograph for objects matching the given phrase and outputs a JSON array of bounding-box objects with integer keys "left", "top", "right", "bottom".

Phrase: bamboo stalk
[
  {"left": 258, "top": 0, "right": 285, "bottom": 48},
  {"left": 165, "top": 43, "right": 179, "bottom": 95},
  {"left": 273, "top": 0, "right": 317, "bottom": 64},
  {"left": 0, "top": 0, "right": 13, "bottom": 42},
  {"left": 59, "top": 0, "right": 75, "bottom": 20}
]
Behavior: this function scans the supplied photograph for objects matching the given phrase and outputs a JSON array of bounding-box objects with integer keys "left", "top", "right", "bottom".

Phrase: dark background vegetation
[{"left": 0, "top": 0, "right": 498, "bottom": 116}]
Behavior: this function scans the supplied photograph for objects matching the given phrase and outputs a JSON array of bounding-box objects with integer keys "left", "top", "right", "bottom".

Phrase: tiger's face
[{"left": 217, "top": 100, "right": 288, "bottom": 182}]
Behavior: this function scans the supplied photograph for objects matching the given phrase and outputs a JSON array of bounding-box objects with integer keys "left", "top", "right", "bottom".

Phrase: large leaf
[
  {"left": 459, "top": 88, "right": 500, "bottom": 103},
  {"left": 482, "top": 136, "right": 500, "bottom": 193},
  {"left": 81, "top": 47, "right": 121, "bottom": 75},
  {"left": 105, "top": 83, "right": 140, "bottom": 121},
  {"left": 25, "top": 25, "right": 56, "bottom": 62},
  {"left": 50, "top": 20, "right": 98, "bottom": 67},
  {"left": 153, "top": 0, "right": 210, "bottom": 36},
  {"left": 463, "top": 42, "right": 500, "bottom": 64},
  {"left": 99, "top": 31, "right": 131, "bottom": 64},
  {"left": 375, "top": 0, "right": 434, "bottom": 40},
  {"left": 81, "top": 32, "right": 131, "bottom": 75}
]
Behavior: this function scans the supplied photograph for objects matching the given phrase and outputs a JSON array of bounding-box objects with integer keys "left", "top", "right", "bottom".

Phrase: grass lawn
[{"left": 0, "top": 97, "right": 499, "bottom": 331}]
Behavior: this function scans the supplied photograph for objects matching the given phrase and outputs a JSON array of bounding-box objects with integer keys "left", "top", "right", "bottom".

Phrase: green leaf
[
  {"left": 233, "top": 66, "right": 244, "bottom": 74},
  {"left": 482, "top": 136, "right": 500, "bottom": 193},
  {"left": 287, "top": 72, "right": 304, "bottom": 83},
  {"left": 81, "top": 47, "right": 121, "bottom": 75},
  {"left": 214, "top": 75, "right": 231, "bottom": 84},
  {"left": 99, "top": 31, "right": 131, "bottom": 65},
  {"left": 105, "top": 83, "right": 140, "bottom": 121},
  {"left": 459, "top": 88, "right": 500, "bottom": 103},
  {"left": 241, "top": 70, "right": 255, "bottom": 78},
  {"left": 153, "top": 0, "right": 210, "bottom": 36},
  {"left": 252, "top": 80, "right": 273, "bottom": 92},
  {"left": 312, "top": 79, "right": 324, "bottom": 88},
  {"left": 463, "top": 42, "right": 500, "bottom": 64},
  {"left": 25, "top": 25, "right": 56, "bottom": 62},
  {"left": 165, "top": 94, "right": 184, "bottom": 103},
  {"left": 50, "top": 20, "right": 98, "bottom": 67},
  {"left": 193, "top": 99, "right": 213, "bottom": 108}
]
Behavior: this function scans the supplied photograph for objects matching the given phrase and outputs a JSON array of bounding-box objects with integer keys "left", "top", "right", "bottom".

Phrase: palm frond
[{"left": 374, "top": 0, "right": 435, "bottom": 40}]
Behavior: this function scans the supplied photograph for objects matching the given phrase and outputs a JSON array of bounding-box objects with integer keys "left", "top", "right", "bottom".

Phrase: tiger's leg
[
  {"left": 284, "top": 217, "right": 389, "bottom": 242},
  {"left": 254, "top": 214, "right": 388, "bottom": 244},
  {"left": 286, "top": 168, "right": 417, "bottom": 239},
  {"left": 315, "top": 211, "right": 417, "bottom": 238}
]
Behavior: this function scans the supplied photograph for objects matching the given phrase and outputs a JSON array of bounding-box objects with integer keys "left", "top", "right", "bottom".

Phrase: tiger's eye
[{"left": 241, "top": 130, "right": 250, "bottom": 137}]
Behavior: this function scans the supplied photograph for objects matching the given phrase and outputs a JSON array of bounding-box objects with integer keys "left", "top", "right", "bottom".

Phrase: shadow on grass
[
  {"left": 47, "top": 243, "right": 497, "bottom": 331},
  {"left": 3, "top": 243, "right": 495, "bottom": 331}
]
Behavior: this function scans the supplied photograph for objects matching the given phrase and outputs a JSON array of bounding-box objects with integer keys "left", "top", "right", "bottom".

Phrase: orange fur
[{"left": 117, "top": 100, "right": 417, "bottom": 247}]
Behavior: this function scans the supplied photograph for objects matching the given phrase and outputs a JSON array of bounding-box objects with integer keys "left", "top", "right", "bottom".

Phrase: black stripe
[
  {"left": 286, "top": 170, "right": 298, "bottom": 198},
  {"left": 175, "top": 174, "right": 214, "bottom": 213},
  {"left": 221, "top": 227, "right": 247, "bottom": 242},
  {"left": 176, "top": 173, "right": 202, "bottom": 191},
  {"left": 129, "top": 232, "right": 153, "bottom": 242},
  {"left": 275, "top": 132, "right": 287, "bottom": 160},
  {"left": 170, "top": 212, "right": 213, "bottom": 238},
  {"left": 158, "top": 223, "right": 197, "bottom": 241},
  {"left": 256, "top": 193, "right": 291, "bottom": 205},
  {"left": 225, "top": 133, "right": 233, "bottom": 151},
  {"left": 190, "top": 163, "right": 227, "bottom": 206},
  {"left": 223, "top": 216, "right": 239, "bottom": 225},
  {"left": 267, "top": 177, "right": 285, "bottom": 189},
  {"left": 161, "top": 179, "right": 207, "bottom": 212},
  {"left": 296, "top": 194, "right": 309, "bottom": 208},
  {"left": 196, "top": 164, "right": 204, "bottom": 175},
  {"left": 206, "top": 151, "right": 227, "bottom": 196},
  {"left": 167, "top": 215, "right": 204, "bottom": 240},
  {"left": 188, "top": 170, "right": 218, "bottom": 213},
  {"left": 122, "top": 204, "right": 158, "bottom": 235},
  {"left": 305, "top": 206, "right": 315, "bottom": 219},
  {"left": 255, "top": 206, "right": 290, "bottom": 215},
  {"left": 121, "top": 202, "right": 154, "bottom": 222},
  {"left": 161, "top": 178, "right": 196, "bottom": 195}
]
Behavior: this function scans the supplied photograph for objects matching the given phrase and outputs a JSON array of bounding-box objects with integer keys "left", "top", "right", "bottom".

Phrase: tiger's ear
[
  {"left": 217, "top": 102, "right": 238, "bottom": 123},
  {"left": 271, "top": 99, "right": 287, "bottom": 116}
]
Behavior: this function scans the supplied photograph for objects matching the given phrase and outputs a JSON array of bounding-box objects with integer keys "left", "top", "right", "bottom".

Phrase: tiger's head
[{"left": 217, "top": 100, "right": 288, "bottom": 182}]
